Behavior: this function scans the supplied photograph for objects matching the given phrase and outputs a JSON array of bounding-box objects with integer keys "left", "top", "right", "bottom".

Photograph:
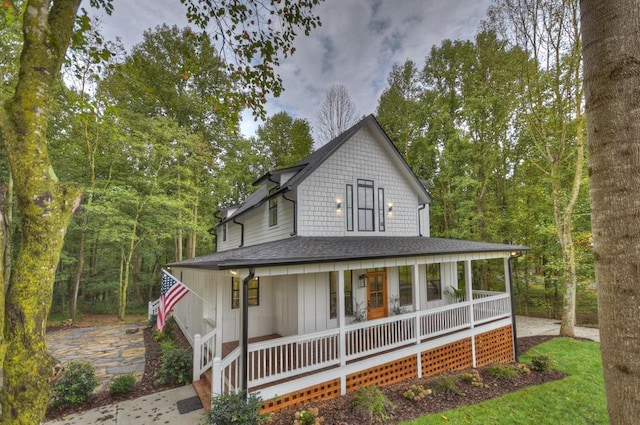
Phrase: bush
[
  {"left": 352, "top": 386, "right": 396, "bottom": 423},
  {"left": 50, "top": 360, "right": 99, "bottom": 407},
  {"left": 433, "top": 375, "right": 465, "bottom": 396},
  {"left": 486, "top": 363, "right": 519, "bottom": 379},
  {"left": 207, "top": 391, "right": 270, "bottom": 424},
  {"left": 403, "top": 384, "right": 432, "bottom": 401},
  {"left": 294, "top": 407, "right": 324, "bottom": 425},
  {"left": 460, "top": 370, "right": 489, "bottom": 389},
  {"left": 110, "top": 373, "right": 137, "bottom": 395},
  {"left": 530, "top": 353, "right": 557, "bottom": 372},
  {"left": 157, "top": 347, "right": 192, "bottom": 385}
]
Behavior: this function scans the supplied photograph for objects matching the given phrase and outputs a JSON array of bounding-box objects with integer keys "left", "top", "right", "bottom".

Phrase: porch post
[
  {"left": 465, "top": 260, "right": 476, "bottom": 367},
  {"left": 338, "top": 269, "right": 347, "bottom": 395},
  {"left": 413, "top": 261, "right": 422, "bottom": 378},
  {"left": 506, "top": 255, "right": 520, "bottom": 362},
  {"left": 241, "top": 267, "right": 255, "bottom": 394},
  {"left": 215, "top": 279, "right": 223, "bottom": 359}
]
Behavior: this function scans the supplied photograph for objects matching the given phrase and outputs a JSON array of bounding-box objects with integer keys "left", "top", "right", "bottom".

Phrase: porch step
[{"left": 192, "top": 369, "right": 212, "bottom": 411}]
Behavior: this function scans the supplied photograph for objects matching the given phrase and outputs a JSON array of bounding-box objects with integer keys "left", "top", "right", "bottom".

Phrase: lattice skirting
[
  {"left": 260, "top": 324, "right": 514, "bottom": 414},
  {"left": 475, "top": 325, "right": 515, "bottom": 366},
  {"left": 261, "top": 378, "right": 341, "bottom": 413}
]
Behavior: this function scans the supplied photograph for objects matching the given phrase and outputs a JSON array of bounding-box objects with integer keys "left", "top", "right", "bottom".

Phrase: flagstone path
[{"left": 46, "top": 323, "right": 146, "bottom": 392}]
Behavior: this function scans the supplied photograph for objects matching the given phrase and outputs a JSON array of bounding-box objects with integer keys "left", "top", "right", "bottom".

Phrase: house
[{"left": 163, "top": 114, "right": 527, "bottom": 413}]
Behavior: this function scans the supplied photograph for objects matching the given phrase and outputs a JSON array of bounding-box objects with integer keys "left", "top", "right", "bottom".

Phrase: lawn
[{"left": 402, "top": 338, "right": 607, "bottom": 425}]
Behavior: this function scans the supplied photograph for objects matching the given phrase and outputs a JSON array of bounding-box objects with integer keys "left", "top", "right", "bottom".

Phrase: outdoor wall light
[
  {"left": 358, "top": 274, "right": 367, "bottom": 287},
  {"left": 388, "top": 204, "right": 393, "bottom": 212},
  {"left": 336, "top": 201, "right": 342, "bottom": 210}
]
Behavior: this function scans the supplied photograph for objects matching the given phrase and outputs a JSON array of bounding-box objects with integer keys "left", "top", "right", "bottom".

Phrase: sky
[{"left": 94, "top": 0, "right": 493, "bottom": 140}]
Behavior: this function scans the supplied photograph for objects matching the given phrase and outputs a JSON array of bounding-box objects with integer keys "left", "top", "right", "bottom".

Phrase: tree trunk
[
  {"left": 71, "top": 218, "right": 86, "bottom": 322},
  {"left": 0, "top": 1, "right": 82, "bottom": 422},
  {"left": 581, "top": 1, "right": 640, "bottom": 423}
]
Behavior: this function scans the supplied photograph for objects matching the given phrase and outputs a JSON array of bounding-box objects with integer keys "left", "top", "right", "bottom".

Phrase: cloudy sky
[{"left": 95, "top": 0, "right": 493, "bottom": 140}]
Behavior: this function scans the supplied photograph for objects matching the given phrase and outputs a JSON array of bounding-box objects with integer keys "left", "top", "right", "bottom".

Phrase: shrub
[
  {"left": 403, "top": 384, "right": 432, "bottom": 401},
  {"left": 352, "top": 386, "right": 396, "bottom": 423},
  {"left": 110, "top": 373, "right": 137, "bottom": 395},
  {"left": 530, "top": 353, "right": 557, "bottom": 372},
  {"left": 486, "top": 363, "right": 519, "bottom": 380},
  {"left": 433, "top": 375, "right": 465, "bottom": 396},
  {"left": 207, "top": 391, "right": 270, "bottom": 424},
  {"left": 50, "top": 360, "right": 99, "bottom": 407},
  {"left": 294, "top": 407, "right": 324, "bottom": 425},
  {"left": 460, "top": 370, "right": 489, "bottom": 389},
  {"left": 157, "top": 347, "right": 192, "bottom": 385}
]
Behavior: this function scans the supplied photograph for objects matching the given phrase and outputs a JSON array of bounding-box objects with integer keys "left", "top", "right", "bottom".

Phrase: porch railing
[
  {"left": 208, "top": 290, "right": 511, "bottom": 394},
  {"left": 193, "top": 327, "right": 217, "bottom": 382},
  {"left": 148, "top": 298, "right": 160, "bottom": 320}
]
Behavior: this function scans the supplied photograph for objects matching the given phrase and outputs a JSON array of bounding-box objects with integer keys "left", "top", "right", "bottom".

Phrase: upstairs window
[
  {"left": 268, "top": 187, "right": 278, "bottom": 227},
  {"left": 378, "top": 188, "right": 385, "bottom": 232},
  {"left": 357, "top": 179, "right": 374, "bottom": 231},
  {"left": 222, "top": 223, "right": 227, "bottom": 241},
  {"left": 231, "top": 276, "right": 260, "bottom": 309},
  {"left": 346, "top": 184, "right": 354, "bottom": 231}
]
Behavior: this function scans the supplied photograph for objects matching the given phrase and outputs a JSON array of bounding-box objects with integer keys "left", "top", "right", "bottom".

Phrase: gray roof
[
  {"left": 217, "top": 115, "right": 431, "bottom": 226},
  {"left": 169, "top": 236, "right": 528, "bottom": 270}
]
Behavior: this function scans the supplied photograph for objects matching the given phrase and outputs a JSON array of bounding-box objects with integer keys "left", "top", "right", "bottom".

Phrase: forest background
[{"left": 0, "top": 0, "right": 594, "bottom": 329}]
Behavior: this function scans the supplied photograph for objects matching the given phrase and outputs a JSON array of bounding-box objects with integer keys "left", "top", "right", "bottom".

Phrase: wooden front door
[{"left": 367, "top": 269, "right": 387, "bottom": 320}]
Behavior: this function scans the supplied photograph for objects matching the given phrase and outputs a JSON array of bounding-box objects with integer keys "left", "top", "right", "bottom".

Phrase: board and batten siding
[{"left": 298, "top": 126, "right": 422, "bottom": 237}]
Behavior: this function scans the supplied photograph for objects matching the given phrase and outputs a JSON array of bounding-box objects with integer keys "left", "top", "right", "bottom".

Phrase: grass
[{"left": 401, "top": 338, "right": 607, "bottom": 425}]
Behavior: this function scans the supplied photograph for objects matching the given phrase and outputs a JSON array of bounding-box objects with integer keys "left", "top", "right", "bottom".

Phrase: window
[
  {"left": 329, "top": 271, "right": 353, "bottom": 319},
  {"left": 346, "top": 184, "right": 354, "bottom": 231},
  {"left": 398, "top": 266, "right": 413, "bottom": 306},
  {"left": 222, "top": 223, "right": 227, "bottom": 242},
  {"left": 268, "top": 187, "right": 278, "bottom": 226},
  {"left": 378, "top": 188, "right": 385, "bottom": 231},
  {"left": 231, "top": 276, "right": 260, "bottom": 309},
  {"left": 426, "top": 264, "right": 442, "bottom": 301},
  {"left": 357, "top": 179, "right": 374, "bottom": 231}
]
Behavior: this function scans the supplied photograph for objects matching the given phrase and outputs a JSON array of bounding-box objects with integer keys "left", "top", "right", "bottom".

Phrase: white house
[{"left": 164, "top": 115, "right": 527, "bottom": 412}]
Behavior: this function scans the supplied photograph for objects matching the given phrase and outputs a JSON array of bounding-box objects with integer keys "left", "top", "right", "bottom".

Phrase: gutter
[
  {"left": 282, "top": 191, "right": 297, "bottom": 236},
  {"left": 241, "top": 267, "right": 255, "bottom": 394},
  {"left": 233, "top": 218, "right": 244, "bottom": 247},
  {"left": 417, "top": 204, "right": 426, "bottom": 237}
]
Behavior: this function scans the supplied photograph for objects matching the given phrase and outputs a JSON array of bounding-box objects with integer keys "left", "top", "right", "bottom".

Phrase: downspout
[
  {"left": 233, "top": 218, "right": 244, "bottom": 247},
  {"left": 282, "top": 191, "right": 297, "bottom": 236},
  {"left": 417, "top": 204, "right": 426, "bottom": 237},
  {"left": 508, "top": 253, "right": 521, "bottom": 362},
  {"left": 241, "top": 267, "right": 255, "bottom": 394}
]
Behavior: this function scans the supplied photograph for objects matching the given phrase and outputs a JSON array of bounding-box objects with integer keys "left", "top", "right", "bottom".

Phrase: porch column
[
  {"left": 215, "top": 279, "right": 223, "bottom": 358},
  {"left": 465, "top": 260, "right": 476, "bottom": 367},
  {"left": 413, "top": 261, "right": 422, "bottom": 378},
  {"left": 338, "top": 270, "right": 346, "bottom": 367},
  {"left": 506, "top": 256, "right": 519, "bottom": 362}
]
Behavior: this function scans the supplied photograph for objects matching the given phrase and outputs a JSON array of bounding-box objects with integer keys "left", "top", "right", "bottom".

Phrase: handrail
[{"left": 192, "top": 327, "right": 217, "bottom": 382}]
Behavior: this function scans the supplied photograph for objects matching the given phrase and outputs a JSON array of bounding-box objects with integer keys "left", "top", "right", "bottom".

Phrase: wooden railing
[
  {"left": 148, "top": 299, "right": 160, "bottom": 321},
  {"left": 193, "top": 327, "right": 217, "bottom": 382},
  {"left": 209, "top": 291, "right": 511, "bottom": 395}
]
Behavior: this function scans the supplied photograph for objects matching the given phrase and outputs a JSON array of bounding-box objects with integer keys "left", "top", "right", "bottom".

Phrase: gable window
[
  {"left": 378, "top": 188, "right": 385, "bottom": 232},
  {"left": 357, "top": 179, "right": 374, "bottom": 231},
  {"left": 329, "top": 271, "right": 353, "bottom": 319},
  {"left": 268, "top": 187, "right": 278, "bottom": 227},
  {"left": 398, "top": 266, "right": 413, "bottom": 306},
  {"left": 231, "top": 276, "right": 260, "bottom": 309},
  {"left": 346, "top": 184, "right": 354, "bottom": 231},
  {"left": 426, "top": 264, "right": 442, "bottom": 301},
  {"left": 222, "top": 223, "right": 227, "bottom": 242}
]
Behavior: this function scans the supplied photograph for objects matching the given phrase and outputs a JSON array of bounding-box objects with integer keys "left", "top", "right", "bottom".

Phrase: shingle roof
[{"left": 169, "top": 236, "right": 528, "bottom": 270}]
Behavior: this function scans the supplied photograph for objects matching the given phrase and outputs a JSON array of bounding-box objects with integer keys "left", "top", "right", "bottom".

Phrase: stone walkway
[
  {"left": 46, "top": 323, "right": 146, "bottom": 392},
  {"left": 515, "top": 315, "right": 600, "bottom": 342}
]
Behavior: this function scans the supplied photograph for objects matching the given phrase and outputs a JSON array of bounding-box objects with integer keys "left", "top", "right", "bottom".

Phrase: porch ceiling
[{"left": 168, "top": 236, "right": 528, "bottom": 270}]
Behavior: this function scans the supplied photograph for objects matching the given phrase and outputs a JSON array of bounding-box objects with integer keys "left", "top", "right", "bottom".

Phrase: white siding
[
  {"left": 298, "top": 126, "right": 422, "bottom": 237},
  {"left": 274, "top": 275, "right": 298, "bottom": 336}
]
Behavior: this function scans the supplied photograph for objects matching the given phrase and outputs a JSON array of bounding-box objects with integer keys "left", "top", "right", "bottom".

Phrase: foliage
[
  {"left": 403, "top": 384, "right": 432, "bottom": 402},
  {"left": 406, "top": 339, "right": 606, "bottom": 424},
  {"left": 156, "top": 346, "right": 192, "bottom": 386},
  {"left": 530, "top": 354, "right": 557, "bottom": 372},
  {"left": 352, "top": 386, "right": 396, "bottom": 423},
  {"left": 207, "top": 391, "right": 270, "bottom": 425},
  {"left": 109, "top": 373, "right": 137, "bottom": 395},
  {"left": 50, "top": 360, "right": 99, "bottom": 408},
  {"left": 294, "top": 407, "right": 324, "bottom": 425},
  {"left": 486, "top": 364, "right": 520, "bottom": 380},
  {"left": 432, "top": 375, "right": 465, "bottom": 396},
  {"left": 460, "top": 370, "right": 489, "bottom": 389},
  {"left": 256, "top": 111, "right": 314, "bottom": 169}
]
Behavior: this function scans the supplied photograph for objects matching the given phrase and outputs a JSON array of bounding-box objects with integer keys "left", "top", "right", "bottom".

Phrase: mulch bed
[{"left": 44, "top": 330, "right": 563, "bottom": 423}]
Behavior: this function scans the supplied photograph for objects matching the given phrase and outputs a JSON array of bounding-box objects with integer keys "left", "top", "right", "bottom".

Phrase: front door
[{"left": 367, "top": 269, "right": 387, "bottom": 320}]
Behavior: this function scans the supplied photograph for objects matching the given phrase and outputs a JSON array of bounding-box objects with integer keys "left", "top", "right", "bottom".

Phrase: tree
[
  {"left": 0, "top": 0, "right": 324, "bottom": 422},
  {"left": 581, "top": 1, "right": 640, "bottom": 423},
  {"left": 317, "top": 84, "right": 358, "bottom": 143},
  {"left": 256, "top": 111, "right": 314, "bottom": 169}
]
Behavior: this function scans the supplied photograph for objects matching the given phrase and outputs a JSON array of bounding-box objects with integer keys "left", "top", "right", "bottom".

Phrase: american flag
[{"left": 157, "top": 269, "right": 190, "bottom": 332}]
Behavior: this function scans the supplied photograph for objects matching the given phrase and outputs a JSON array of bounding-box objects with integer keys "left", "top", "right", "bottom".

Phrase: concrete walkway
[{"left": 515, "top": 315, "right": 600, "bottom": 342}]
